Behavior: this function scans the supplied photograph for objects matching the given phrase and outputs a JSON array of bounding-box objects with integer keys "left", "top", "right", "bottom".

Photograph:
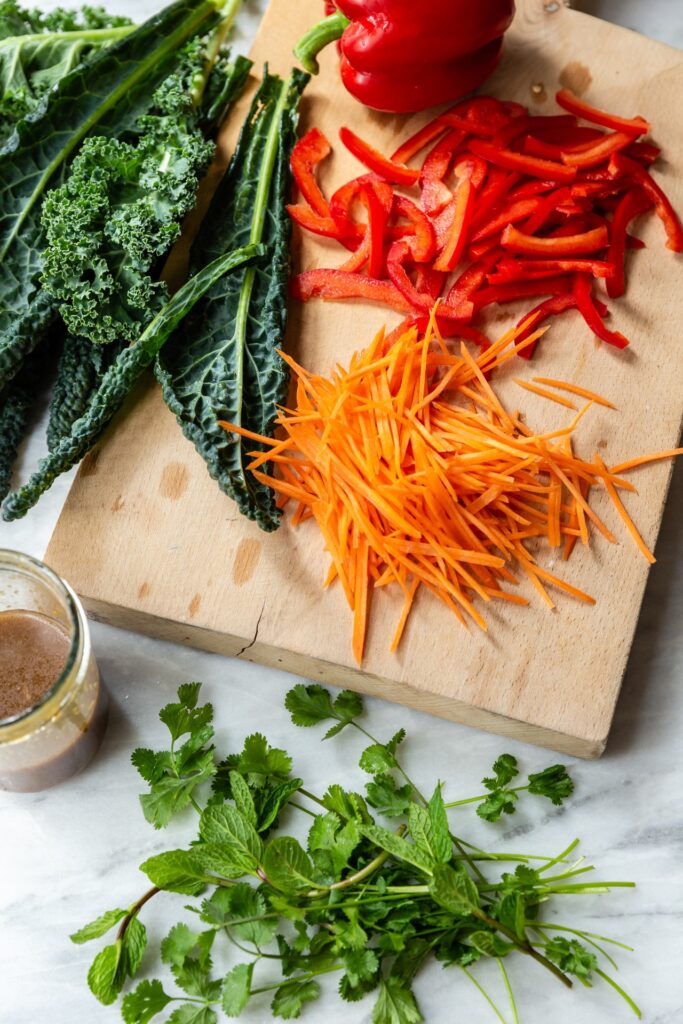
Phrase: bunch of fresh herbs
[{"left": 73, "top": 682, "right": 639, "bottom": 1023}]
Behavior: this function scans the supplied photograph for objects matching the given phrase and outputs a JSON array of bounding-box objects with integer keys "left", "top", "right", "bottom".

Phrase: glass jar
[{"left": 0, "top": 549, "right": 108, "bottom": 792}]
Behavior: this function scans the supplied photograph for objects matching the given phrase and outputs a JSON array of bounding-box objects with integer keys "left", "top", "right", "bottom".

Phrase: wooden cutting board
[{"left": 46, "top": 0, "right": 683, "bottom": 757}]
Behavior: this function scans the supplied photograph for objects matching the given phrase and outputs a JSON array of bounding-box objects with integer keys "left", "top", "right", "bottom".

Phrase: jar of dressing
[{"left": 0, "top": 549, "right": 108, "bottom": 792}]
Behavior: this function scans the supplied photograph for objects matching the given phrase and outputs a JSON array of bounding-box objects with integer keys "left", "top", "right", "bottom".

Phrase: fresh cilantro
[{"left": 76, "top": 682, "right": 636, "bottom": 1024}]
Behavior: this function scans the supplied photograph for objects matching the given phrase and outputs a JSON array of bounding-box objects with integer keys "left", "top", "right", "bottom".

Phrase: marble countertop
[{"left": 2, "top": 2, "right": 683, "bottom": 1022}]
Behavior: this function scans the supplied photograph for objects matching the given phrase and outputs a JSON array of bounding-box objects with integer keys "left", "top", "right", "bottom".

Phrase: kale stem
[
  {"left": 461, "top": 966, "right": 510, "bottom": 1024},
  {"left": 499, "top": 959, "right": 520, "bottom": 1024},
  {"left": 116, "top": 886, "right": 160, "bottom": 941},
  {"left": 190, "top": 0, "right": 242, "bottom": 106}
]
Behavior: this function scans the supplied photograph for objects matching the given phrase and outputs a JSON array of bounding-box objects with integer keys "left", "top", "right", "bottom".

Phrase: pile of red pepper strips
[{"left": 288, "top": 88, "right": 683, "bottom": 357}]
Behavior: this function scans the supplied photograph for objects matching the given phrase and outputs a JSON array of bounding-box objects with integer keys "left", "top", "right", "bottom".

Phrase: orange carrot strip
[{"left": 532, "top": 377, "right": 617, "bottom": 410}]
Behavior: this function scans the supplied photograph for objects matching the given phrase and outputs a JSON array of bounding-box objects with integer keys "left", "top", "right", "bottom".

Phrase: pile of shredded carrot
[{"left": 221, "top": 313, "right": 681, "bottom": 664}]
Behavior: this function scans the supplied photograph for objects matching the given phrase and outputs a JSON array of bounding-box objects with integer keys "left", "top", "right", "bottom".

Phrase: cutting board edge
[{"left": 81, "top": 593, "right": 608, "bottom": 759}]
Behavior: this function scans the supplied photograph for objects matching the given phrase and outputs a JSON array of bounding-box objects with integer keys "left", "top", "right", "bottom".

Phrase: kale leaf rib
[
  {"left": 156, "top": 68, "right": 309, "bottom": 531},
  {"left": 2, "top": 243, "right": 265, "bottom": 520}
]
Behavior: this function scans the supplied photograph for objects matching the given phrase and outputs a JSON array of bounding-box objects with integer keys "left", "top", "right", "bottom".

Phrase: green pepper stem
[{"left": 294, "top": 10, "right": 350, "bottom": 75}]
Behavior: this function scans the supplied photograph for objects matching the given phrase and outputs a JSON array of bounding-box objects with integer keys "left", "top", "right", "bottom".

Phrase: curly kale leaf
[
  {"left": 0, "top": 0, "right": 223, "bottom": 393},
  {"left": 2, "top": 243, "right": 264, "bottom": 520},
  {"left": 156, "top": 69, "right": 309, "bottom": 532},
  {"left": 0, "top": 2, "right": 133, "bottom": 147}
]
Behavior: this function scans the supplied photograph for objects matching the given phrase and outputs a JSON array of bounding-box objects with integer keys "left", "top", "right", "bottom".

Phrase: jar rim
[{"left": 0, "top": 549, "right": 82, "bottom": 730}]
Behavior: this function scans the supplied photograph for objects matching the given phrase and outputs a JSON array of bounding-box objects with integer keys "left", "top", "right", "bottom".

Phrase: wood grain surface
[{"left": 46, "top": 0, "right": 683, "bottom": 757}]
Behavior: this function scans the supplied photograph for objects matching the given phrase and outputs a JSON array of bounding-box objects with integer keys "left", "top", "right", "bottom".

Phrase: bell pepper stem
[{"left": 295, "top": 10, "right": 350, "bottom": 75}]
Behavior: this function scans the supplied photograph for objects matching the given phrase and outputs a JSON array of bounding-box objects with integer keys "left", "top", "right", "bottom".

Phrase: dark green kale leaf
[
  {"left": 47, "top": 333, "right": 124, "bottom": 449},
  {"left": 155, "top": 68, "right": 309, "bottom": 532},
  {"left": 2, "top": 242, "right": 263, "bottom": 519},
  {"left": 0, "top": 341, "right": 52, "bottom": 500},
  {"left": 0, "top": 0, "right": 224, "bottom": 395},
  {"left": 0, "top": 1, "right": 133, "bottom": 147}
]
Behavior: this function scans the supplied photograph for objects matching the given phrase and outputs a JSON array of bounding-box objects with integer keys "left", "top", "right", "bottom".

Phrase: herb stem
[
  {"left": 116, "top": 886, "right": 160, "bottom": 941},
  {"left": 289, "top": 800, "right": 317, "bottom": 818},
  {"left": 462, "top": 966, "right": 510, "bottom": 1024},
  {"left": 250, "top": 964, "right": 343, "bottom": 995},
  {"left": 595, "top": 968, "right": 642, "bottom": 1018},
  {"left": 327, "top": 826, "right": 406, "bottom": 893},
  {"left": 499, "top": 959, "right": 520, "bottom": 1024}
]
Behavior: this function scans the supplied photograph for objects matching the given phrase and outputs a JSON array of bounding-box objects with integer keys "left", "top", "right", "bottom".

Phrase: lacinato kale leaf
[
  {"left": 155, "top": 68, "right": 309, "bottom": 532},
  {"left": 2, "top": 243, "right": 264, "bottom": 520},
  {"left": 0, "top": 0, "right": 224, "bottom": 394},
  {"left": 0, "top": 341, "right": 53, "bottom": 500},
  {"left": 47, "top": 334, "right": 125, "bottom": 450},
  {"left": 0, "top": 2, "right": 133, "bottom": 148}
]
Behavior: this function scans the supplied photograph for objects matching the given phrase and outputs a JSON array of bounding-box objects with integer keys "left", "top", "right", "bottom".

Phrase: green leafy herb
[
  {"left": 444, "top": 753, "right": 575, "bottom": 822},
  {"left": 155, "top": 68, "right": 309, "bottom": 531},
  {"left": 74, "top": 683, "right": 638, "bottom": 1024}
]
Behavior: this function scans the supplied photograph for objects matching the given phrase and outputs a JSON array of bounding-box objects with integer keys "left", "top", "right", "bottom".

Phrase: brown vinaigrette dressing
[{"left": 0, "top": 610, "right": 71, "bottom": 719}]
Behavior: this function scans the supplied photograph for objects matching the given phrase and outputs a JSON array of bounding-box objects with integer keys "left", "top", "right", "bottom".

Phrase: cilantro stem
[
  {"left": 116, "top": 886, "right": 160, "bottom": 941},
  {"left": 299, "top": 787, "right": 329, "bottom": 811},
  {"left": 325, "top": 825, "right": 406, "bottom": 893},
  {"left": 537, "top": 838, "right": 581, "bottom": 873},
  {"left": 289, "top": 800, "right": 317, "bottom": 818},
  {"left": 462, "top": 966, "right": 510, "bottom": 1024},
  {"left": 533, "top": 922, "right": 634, "bottom": 952},
  {"left": 250, "top": 964, "right": 344, "bottom": 995},
  {"left": 499, "top": 959, "right": 520, "bottom": 1024},
  {"left": 445, "top": 784, "right": 530, "bottom": 808},
  {"left": 595, "top": 968, "right": 642, "bottom": 1018}
]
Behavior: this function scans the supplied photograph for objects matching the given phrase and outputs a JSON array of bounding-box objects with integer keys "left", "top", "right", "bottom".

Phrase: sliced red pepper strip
[
  {"left": 501, "top": 223, "right": 609, "bottom": 257},
  {"left": 491, "top": 114, "right": 576, "bottom": 150},
  {"left": 363, "top": 183, "right": 389, "bottom": 278},
  {"left": 287, "top": 203, "right": 361, "bottom": 243},
  {"left": 516, "top": 294, "right": 579, "bottom": 359},
  {"left": 522, "top": 187, "right": 572, "bottom": 234},
  {"left": 609, "top": 153, "right": 683, "bottom": 252},
  {"left": 606, "top": 188, "right": 654, "bottom": 299},
  {"left": 626, "top": 234, "right": 646, "bottom": 251},
  {"left": 571, "top": 179, "right": 627, "bottom": 200},
  {"left": 468, "top": 236, "right": 504, "bottom": 260},
  {"left": 471, "top": 197, "right": 545, "bottom": 242},
  {"left": 291, "top": 269, "right": 414, "bottom": 313},
  {"left": 624, "top": 141, "right": 661, "bottom": 165},
  {"left": 561, "top": 131, "right": 633, "bottom": 169},
  {"left": 509, "top": 180, "right": 557, "bottom": 200},
  {"left": 415, "top": 266, "right": 446, "bottom": 300},
  {"left": 433, "top": 178, "right": 476, "bottom": 272},
  {"left": 329, "top": 174, "right": 393, "bottom": 249},
  {"left": 523, "top": 128, "right": 605, "bottom": 160},
  {"left": 339, "top": 126, "right": 420, "bottom": 186},
  {"left": 420, "top": 127, "right": 466, "bottom": 215},
  {"left": 446, "top": 250, "right": 501, "bottom": 307},
  {"left": 390, "top": 196, "right": 436, "bottom": 261},
  {"left": 391, "top": 117, "right": 450, "bottom": 164},
  {"left": 412, "top": 314, "right": 490, "bottom": 348},
  {"left": 573, "top": 273, "right": 629, "bottom": 349},
  {"left": 472, "top": 276, "right": 571, "bottom": 313},
  {"left": 386, "top": 240, "right": 473, "bottom": 318},
  {"left": 470, "top": 170, "right": 519, "bottom": 229},
  {"left": 489, "top": 258, "right": 615, "bottom": 282},
  {"left": 467, "top": 139, "right": 577, "bottom": 183},
  {"left": 291, "top": 127, "right": 332, "bottom": 217},
  {"left": 556, "top": 89, "right": 650, "bottom": 137}
]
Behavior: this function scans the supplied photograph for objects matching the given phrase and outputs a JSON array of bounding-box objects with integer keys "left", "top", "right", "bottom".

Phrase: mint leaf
[
  {"left": 366, "top": 774, "right": 412, "bottom": 818},
  {"left": 70, "top": 908, "right": 126, "bottom": 944},
  {"left": 123, "top": 916, "right": 147, "bottom": 975},
  {"left": 271, "top": 979, "right": 321, "bottom": 1019},
  {"left": 221, "top": 962, "right": 254, "bottom": 1017},
  {"left": 229, "top": 770, "right": 257, "bottom": 827},
  {"left": 469, "top": 930, "right": 513, "bottom": 957},
  {"left": 408, "top": 785, "right": 451, "bottom": 864},
  {"left": 122, "top": 979, "right": 171, "bottom": 1024},
  {"left": 262, "top": 837, "right": 321, "bottom": 894},
  {"left": 87, "top": 941, "right": 124, "bottom": 1005},
  {"left": 528, "top": 765, "right": 574, "bottom": 806},
  {"left": 496, "top": 892, "right": 527, "bottom": 940},
  {"left": 140, "top": 850, "right": 207, "bottom": 895},
  {"left": 429, "top": 863, "right": 480, "bottom": 916},
  {"left": 199, "top": 805, "right": 263, "bottom": 871},
  {"left": 258, "top": 778, "right": 303, "bottom": 833},
  {"left": 359, "top": 824, "right": 434, "bottom": 874},
  {"left": 372, "top": 978, "right": 423, "bottom": 1024}
]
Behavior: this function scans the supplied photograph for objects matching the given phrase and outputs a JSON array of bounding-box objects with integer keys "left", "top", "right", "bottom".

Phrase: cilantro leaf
[
  {"left": 365, "top": 774, "right": 412, "bottom": 818},
  {"left": 161, "top": 923, "right": 216, "bottom": 999},
  {"left": 476, "top": 788, "right": 519, "bottom": 823},
  {"left": 221, "top": 962, "right": 254, "bottom": 1017},
  {"left": 159, "top": 684, "right": 213, "bottom": 742},
  {"left": 271, "top": 979, "right": 321, "bottom": 1019},
  {"left": 322, "top": 784, "right": 373, "bottom": 824},
  {"left": 201, "top": 884, "right": 277, "bottom": 948},
  {"left": 528, "top": 765, "right": 574, "bottom": 806},
  {"left": 122, "top": 979, "right": 172, "bottom": 1024},
  {"left": 342, "top": 948, "right": 379, "bottom": 986},
  {"left": 372, "top": 978, "right": 423, "bottom": 1024},
  {"left": 483, "top": 754, "right": 519, "bottom": 790},
  {"left": 544, "top": 937, "right": 597, "bottom": 981},
  {"left": 71, "top": 908, "right": 127, "bottom": 944},
  {"left": 167, "top": 1006, "right": 217, "bottom": 1024},
  {"left": 235, "top": 733, "right": 292, "bottom": 786},
  {"left": 308, "top": 812, "right": 360, "bottom": 879},
  {"left": 285, "top": 684, "right": 362, "bottom": 738}
]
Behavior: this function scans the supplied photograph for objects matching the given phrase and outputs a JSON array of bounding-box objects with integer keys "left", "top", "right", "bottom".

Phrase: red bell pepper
[
  {"left": 339, "top": 127, "right": 419, "bottom": 186},
  {"left": 295, "top": 1, "right": 515, "bottom": 113},
  {"left": 471, "top": 197, "right": 547, "bottom": 242},
  {"left": 390, "top": 196, "right": 436, "bottom": 262},
  {"left": 338, "top": 181, "right": 390, "bottom": 276},
  {"left": 291, "top": 269, "right": 414, "bottom": 312},
  {"left": 472, "top": 276, "right": 571, "bottom": 313},
  {"left": 501, "top": 223, "right": 609, "bottom": 257},
  {"left": 491, "top": 114, "right": 576, "bottom": 150},
  {"left": 391, "top": 119, "right": 449, "bottom": 165},
  {"left": 489, "top": 258, "right": 615, "bottom": 283},
  {"left": 556, "top": 89, "right": 650, "bottom": 137},
  {"left": 446, "top": 251, "right": 501, "bottom": 307},
  {"left": 521, "top": 187, "right": 572, "bottom": 234},
  {"left": 516, "top": 294, "right": 579, "bottom": 359},
  {"left": 433, "top": 179, "right": 476, "bottom": 272},
  {"left": 287, "top": 203, "right": 363, "bottom": 247},
  {"left": 420, "top": 128, "right": 467, "bottom": 216},
  {"left": 609, "top": 153, "right": 683, "bottom": 252},
  {"left": 573, "top": 273, "right": 628, "bottom": 349},
  {"left": 624, "top": 141, "right": 661, "bottom": 165},
  {"left": 329, "top": 173, "right": 393, "bottom": 245},
  {"left": 290, "top": 128, "right": 333, "bottom": 217},
  {"left": 415, "top": 266, "right": 446, "bottom": 300},
  {"left": 467, "top": 139, "right": 577, "bottom": 184},
  {"left": 606, "top": 188, "right": 653, "bottom": 298},
  {"left": 561, "top": 131, "right": 633, "bottom": 169}
]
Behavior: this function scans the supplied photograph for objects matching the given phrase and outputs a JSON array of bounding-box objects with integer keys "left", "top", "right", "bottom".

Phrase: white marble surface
[{"left": 2, "top": 2, "right": 683, "bottom": 1023}]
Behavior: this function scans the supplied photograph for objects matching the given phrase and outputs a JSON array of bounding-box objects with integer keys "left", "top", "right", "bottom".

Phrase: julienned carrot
[
  {"left": 514, "top": 378, "right": 577, "bottom": 410},
  {"left": 220, "top": 314, "right": 681, "bottom": 664},
  {"left": 531, "top": 376, "right": 617, "bottom": 410}
]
